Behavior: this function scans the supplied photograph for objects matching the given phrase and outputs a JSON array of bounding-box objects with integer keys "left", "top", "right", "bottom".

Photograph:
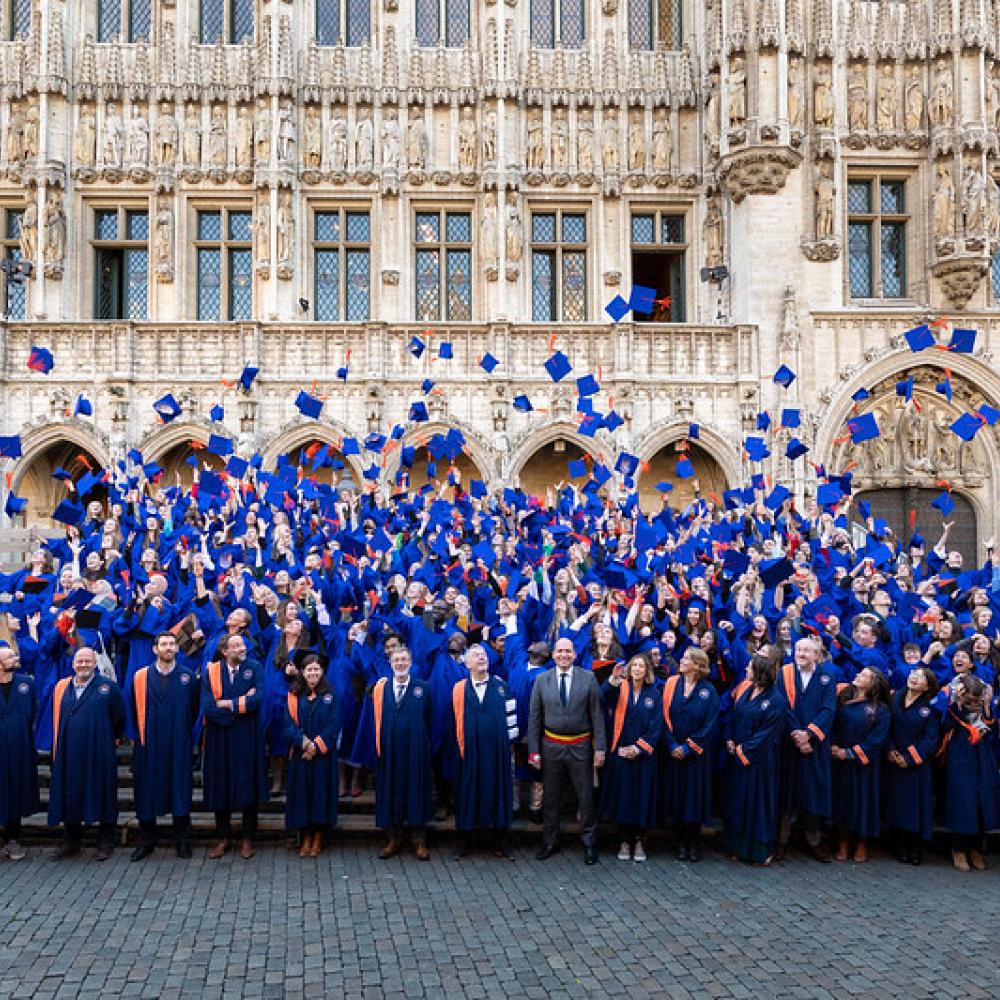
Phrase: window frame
[
  {"left": 96, "top": 0, "right": 152, "bottom": 43},
  {"left": 315, "top": 0, "right": 371, "bottom": 47},
  {"left": 529, "top": 0, "right": 585, "bottom": 49},
  {"left": 628, "top": 0, "right": 683, "bottom": 52},
  {"left": 193, "top": 205, "right": 254, "bottom": 322},
  {"left": 7, "top": 0, "right": 31, "bottom": 41},
  {"left": 0, "top": 205, "right": 27, "bottom": 320},
  {"left": 846, "top": 172, "right": 910, "bottom": 301},
  {"left": 529, "top": 207, "right": 589, "bottom": 323},
  {"left": 413, "top": 207, "right": 474, "bottom": 323},
  {"left": 414, "top": 0, "right": 471, "bottom": 48},
  {"left": 91, "top": 203, "right": 150, "bottom": 321},
  {"left": 311, "top": 204, "right": 372, "bottom": 322},
  {"left": 628, "top": 207, "right": 687, "bottom": 322},
  {"left": 199, "top": 0, "right": 254, "bottom": 45}
]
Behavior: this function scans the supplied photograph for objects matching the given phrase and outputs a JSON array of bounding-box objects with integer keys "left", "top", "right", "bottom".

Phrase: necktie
[
  {"left": 395, "top": 683, "right": 405, "bottom": 705},
  {"left": 559, "top": 671, "right": 568, "bottom": 707},
  {"left": 229, "top": 667, "right": 237, "bottom": 686}
]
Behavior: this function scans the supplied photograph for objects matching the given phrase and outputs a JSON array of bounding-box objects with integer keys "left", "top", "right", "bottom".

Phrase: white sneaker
[
  {"left": 617, "top": 841, "right": 631, "bottom": 861},
  {"left": 1, "top": 840, "right": 25, "bottom": 861},
  {"left": 633, "top": 840, "right": 647, "bottom": 863}
]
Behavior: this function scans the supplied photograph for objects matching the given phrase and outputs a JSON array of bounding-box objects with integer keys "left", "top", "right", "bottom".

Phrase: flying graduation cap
[{"left": 27, "top": 346, "right": 54, "bottom": 374}]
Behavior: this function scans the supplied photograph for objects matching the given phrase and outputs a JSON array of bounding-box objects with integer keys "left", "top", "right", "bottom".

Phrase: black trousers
[
  {"left": 65, "top": 822, "right": 115, "bottom": 849},
  {"left": 541, "top": 747, "right": 596, "bottom": 849},
  {"left": 3, "top": 819, "right": 22, "bottom": 841},
  {"left": 139, "top": 815, "right": 191, "bottom": 846},
  {"left": 214, "top": 807, "right": 258, "bottom": 840}
]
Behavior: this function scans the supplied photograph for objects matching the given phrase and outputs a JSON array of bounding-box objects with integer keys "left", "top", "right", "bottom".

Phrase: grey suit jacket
[{"left": 527, "top": 666, "right": 607, "bottom": 759}]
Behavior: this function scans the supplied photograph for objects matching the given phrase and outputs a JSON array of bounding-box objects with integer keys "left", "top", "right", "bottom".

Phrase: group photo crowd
[{"left": 0, "top": 409, "right": 998, "bottom": 874}]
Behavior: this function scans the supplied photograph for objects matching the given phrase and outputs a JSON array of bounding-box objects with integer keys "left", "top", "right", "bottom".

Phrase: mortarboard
[
  {"left": 903, "top": 324, "right": 934, "bottom": 352},
  {"left": 400, "top": 445, "right": 415, "bottom": 467},
  {"left": 239, "top": 366, "right": 259, "bottom": 391},
  {"left": 365, "top": 433, "right": 387, "bottom": 453},
  {"left": 341, "top": 437, "right": 360, "bottom": 455},
  {"left": 4, "top": 493, "right": 26, "bottom": 517},
  {"left": 895, "top": 377, "right": 914, "bottom": 402},
  {"left": 615, "top": 452, "right": 639, "bottom": 477},
  {"left": 199, "top": 471, "right": 226, "bottom": 496},
  {"left": 438, "top": 341, "right": 453, "bottom": 360},
  {"left": 0, "top": 435, "right": 22, "bottom": 459},
  {"left": 756, "top": 412, "right": 771, "bottom": 431},
  {"left": 848, "top": 412, "right": 880, "bottom": 443},
  {"left": 773, "top": 364, "right": 796, "bottom": 388},
  {"left": 409, "top": 401, "right": 429, "bottom": 423},
  {"left": 21, "top": 577, "right": 49, "bottom": 595},
  {"left": 295, "top": 391, "right": 323, "bottom": 419},
  {"left": 688, "top": 422, "right": 700, "bottom": 440},
  {"left": 655, "top": 481, "right": 674, "bottom": 493},
  {"left": 207, "top": 434, "right": 233, "bottom": 457},
  {"left": 142, "top": 461, "right": 163, "bottom": 480},
  {"left": 935, "top": 374, "right": 953, "bottom": 402},
  {"left": 786, "top": 438, "right": 809, "bottom": 460},
  {"left": 576, "top": 373, "right": 600, "bottom": 397},
  {"left": 153, "top": 394, "right": 183, "bottom": 423},
  {"left": 931, "top": 491, "right": 955, "bottom": 516},
  {"left": 603, "top": 411, "right": 624, "bottom": 432},
  {"left": 816, "top": 481, "right": 843, "bottom": 507},
  {"left": 74, "top": 395, "right": 93, "bottom": 417},
  {"left": 513, "top": 394, "right": 533, "bottom": 413},
  {"left": 605, "top": 295, "right": 630, "bottom": 322},
  {"left": 61, "top": 588, "right": 95, "bottom": 613},
  {"left": 950, "top": 412, "right": 982, "bottom": 441},
  {"left": 226, "top": 456, "right": 248, "bottom": 479},
  {"left": 629, "top": 285, "right": 657, "bottom": 315},
  {"left": 420, "top": 378, "right": 435, "bottom": 394},
  {"left": 578, "top": 414, "right": 600, "bottom": 437},
  {"left": 544, "top": 351, "right": 572, "bottom": 382},
  {"left": 568, "top": 458, "right": 588, "bottom": 479},
  {"left": 722, "top": 549, "right": 751, "bottom": 576},
  {"left": 780, "top": 408, "right": 800, "bottom": 429},
  {"left": 209, "top": 404, "right": 225, "bottom": 422},
  {"left": 759, "top": 557, "right": 794, "bottom": 589},
  {"left": 592, "top": 464, "right": 612, "bottom": 486},
  {"left": 851, "top": 388, "right": 871, "bottom": 403},
  {"left": 676, "top": 458, "right": 695, "bottom": 479},
  {"left": 947, "top": 327, "right": 976, "bottom": 353},
  {"left": 362, "top": 464, "right": 380, "bottom": 482},
  {"left": 479, "top": 353, "right": 500, "bottom": 374},
  {"left": 75, "top": 609, "right": 103, "bottom": 631},
  {"left": 469, "top": 478, "right": 488, "bottom": 499},
  {"left": 408, "top": 335, "right": 426, "bottom": 358},
  {"left": 51, "top": 499, "right": 85, "bottom": 525},
  {"left": 76, "top": 470, "right": 101, "bottom": 497},
  {"left": 336, "top": 365, "right": 349, "bottom": 382},
  {"left": 765, "top": 485, "right": 791, "bottom": 511},
  {"left": 27, "top": 345, "right": 54, "bottom": 374},
  {"left": 978, "top": 403, "right": 1000, "bottom": 425},
  {"left": 744, "top": 436, "right": 770, "bottom": 462}
]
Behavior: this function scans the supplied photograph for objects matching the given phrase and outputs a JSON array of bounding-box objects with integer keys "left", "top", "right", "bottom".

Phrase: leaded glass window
[
  {"left": 99, "top": 0, "right": 152, "bottom": 42},
  {"left": 414, "top": 210, "right": 472, "bottom": 321},
  {"left": 628, "top": 0, "right": 681, "bottom": 50},
  {"left": 93, "top": 206, "right": 149, "bottom": 320},
  {"left": 415, "top": 0, "right": 470, "bottom": 46},
  {"left": 9, "top": 0, "right": 31, "bottom": 40},
  {"left": 200, "top": 0, "right": 253, "bottom": 44},
  {"left": 629, "top": 209, "right": 686, "bottom": 321},
  {"left": 313, "top": 208, "right": 370, "bottom": 321},
  {"left": 1, "top": 208, "right": 26, "bottom": 320},
  {"left": 317, "top": 0, "right": 370, "bottom": 45},
  {"left": 847, "top": 176, "right": 908, "bottom": 299},
  {"left": 530, "top": 210, "right": 587, "bottom": 322},
  {"left": 195, "top": 207, "right": 253, "bottom": 320}
]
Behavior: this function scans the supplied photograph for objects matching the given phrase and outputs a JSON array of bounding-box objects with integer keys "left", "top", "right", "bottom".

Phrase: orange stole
[
  {"left": 207, "top": 661, "right": 223, "bottom": 701},
  {"left": 51, "top": 677, "right": 71, "bottom": 761},
  {"left": 372, "top": 678, "right": 387, "bottom": 757},
  {"left": 731, "top": 679, "right": 751, "bottom": 704},
  {"left": 610, "top": 683, "right": 630, "bottom": 752},
  {"left": 661, "top": 675, "right": 681, "bottom": 733},
  {"left": 452, "top": 679, "right": 468, "bottom": 758},
  {"left": 781, "top": 663, "right": 797, "bottom": 710},
  {"left": 134, "top": 668, "right": 149, "bottom": 746},
  {"left": 287, "top": 692, "right": 299, "bottom": 727}
]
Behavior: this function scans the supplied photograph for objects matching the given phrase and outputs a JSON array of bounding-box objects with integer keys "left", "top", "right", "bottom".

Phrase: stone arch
[
  {"left": 259, "top": 420, "right": 366, "bottom": 482},
  {"left": 384, "top": 420, "right": 499, "bottom": 490},
  {"left": 507, "top": 422, "right": 616, "bottom": 496}
]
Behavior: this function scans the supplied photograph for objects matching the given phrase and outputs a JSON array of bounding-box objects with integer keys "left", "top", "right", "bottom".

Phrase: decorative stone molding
[
  {"left": 717, "top": 147, "right": 802, "bottom": 202},
  {"left": 801, "top": 238, "right": 841, "bottom": 261},
  {"left": 381, "top": 269, "right": 400, "bottom": 285},
  {"left": 932, "top": 256, "right": 989, "bottom": 309}
]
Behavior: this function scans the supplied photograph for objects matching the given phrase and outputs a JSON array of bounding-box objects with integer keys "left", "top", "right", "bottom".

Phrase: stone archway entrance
[
  {"left": 14, "top": 441, "right": 106, "bottom": 526},
  {"left": 155, "top": 442, "right": 225, "bottom": 489},
  {"left": 517, "top": 438, "right": 595, "bottom": 497},
  {"left": 638, "top": 441, "right": 728, "bottom": 511}
]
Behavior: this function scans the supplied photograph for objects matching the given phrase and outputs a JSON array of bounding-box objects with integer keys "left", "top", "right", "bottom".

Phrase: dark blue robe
[
  {"left": 884, "top": 691, "right": 940, "bottom": 840},
  {"left": 724, "top": 683, "right": 784, "bottom": 862},
  {"left": 659, "top": 676, "right": 719, "bottom": 825},
  {"left": 831, "top": 699, "right": 890, "bottom": 838},
  {"left": 284, "top": 690, "right": 340, "bottom": 830},
  {"left": 452, "top": 677, "right": 515, "bottom": 831},
  {"left": 942, "top": 708, "right": 1000, "bottom": 835},
  {"left": 373, "top": 677, "right": 433, "bottom": 830},
  {"left": 48, "top": 676, "right": 125, "bottom": 826},
  {"left": 600, "top": 681, "right": 662, "bottom": 829},
  {"left": 0, "top": 674, "right": 38, "bottom": 826},
  {"left": 200, "top": 659, "right": 268, "bottom": 812},
  {"left": 130, "top": 666, "right": 200, "bottom": 821},
  {"left": 777, "top": 663, "right": 836, "bottom": 819}
]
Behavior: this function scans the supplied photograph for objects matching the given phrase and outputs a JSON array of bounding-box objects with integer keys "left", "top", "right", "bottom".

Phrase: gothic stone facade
[{"left": 1, "top": 0, "right": 1000, "bottom": 553}]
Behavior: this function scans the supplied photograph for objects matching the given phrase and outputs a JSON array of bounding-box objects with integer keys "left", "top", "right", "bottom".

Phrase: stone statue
[
  {"left": 155, "top": 197, "right": 174, "bottom": 269},
  {"left": 23, "top": 105, "right": 39, "bottom": 161},
  {"left": 128, "top": 109, "right": 150, "bottom": 166},
  {"left": 704, "top": 197, "right": 725, "bottom": 268},
  {"left": 929, "top": 59, "right": 954, "bottom": 128},
  {"left": 990, "top": 67, "right": 1000, "bottom": 132},
  {"left": 551, "top": 109, "right": 569, "bottom": 171},
  {"left": 208, "top": 106, "right": 227, "bottom": 167},
  {"left": 931, "top": 410, "right": 959, "bottom": 473},
  {"left": 848, "top": 64, "right": 868, "bottom": 132},
  {"left": 235, "top": 106, "right": 254, "bottom": 169},
  {"left": 277, "top": 105, "right": 296, "bottom": 163},
  {"left": 482, "top": 190, "right": 498, "bottom": 271},
  {"left": 303, "top": 107, "right": 322, "bottom": 169},
  {"left": 705, "top": 71, "right": 721, "bottom": 145},
  {"left": 76, "top": 108, "right": 98, "bottom": 167},
  {"left": 728, "top": 56, "right": 747, "bottom": 127},
  {"left": 382, "top": 113, "right": 400, "bottom": 171},
  {"left": 406, "top": 114, "right": 428, "bottom": 170},
  {"left": 481, "top": 110, "right": 497, "bottom": 165},
  {"left": 988, "top": 174, "right": 1000, "bottom": 239},
  {"left": 875, "top": 64, "right": 898, "bottom": 133},
  {"left": 182, "top": 107, "right": 202, "bottom": 167},
  {"left": 814, "top": 66, "right": 834, "bottom": 128},
  {"left": 254, "top": 100, "right": 271, "bottom": 163},
  {"left": 42, "top": 188, "right": 66, "bottom": 268},
  {"left": 787, "top": 60, "right": 804, "bottom": 132},
  {"left": 602, "top": 114, "right": 619, "bottom": 171},
  {"left": 933, "top": 162, "right": 956, "bottom": 240},
  {"left": 904, "top": 66, "right": 924, "bottom": 133},
  {"left": 19, "top": 198, "right": 37, "bottom": 261},
  {"left": 276, "top": 190, "right": 294, "bottom": 269},
  {"left": 458, "top": 107, "right": 477, "bottom": 171},
  {"left": 504, "top": 192, "right": 523, "bottom": 262},
  {"left": 155, "top": 108, "right": 178, "bottom": 166},
  {"left": 102, "top": 103, "right": 125, "bottom": 167},
  {"left": 651, "top": 110, "right": 671, "bottom": 173},
  {"left": 354, "top": 113, "right": 374, "bottom": 172},
  {"left": 901, "top": 407, "right": 931, "bottom": 472},
  {"left": 255, "top": 194, "right": 270, "bottom": 265},
  {"left": 6, "top": 105, "right": 25, "bottom": 164},
  {"left": 815, "top": 162, "right": 835, "bottom": 241},
  {"left": 963, "top": 161, "right": 988, "bottom": 235},
  {"left": 328, "top": 114, "right": 348, "bottom": 172},
  {"left": 577, "top": 113, "right": 595, "bottom": 172},
  {"left": 628, "top": 115, "right": 645, "bottom": 172},
  {"left": 526, "top": 112, "right": 544, "bottom": 170}
]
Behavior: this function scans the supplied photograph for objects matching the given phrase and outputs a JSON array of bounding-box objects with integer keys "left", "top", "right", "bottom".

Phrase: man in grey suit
[{"left": 528, "top": 637, "right": 607, "bottom": 864}]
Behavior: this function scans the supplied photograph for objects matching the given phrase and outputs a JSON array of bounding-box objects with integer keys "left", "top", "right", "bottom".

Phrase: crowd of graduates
[{"left": 0, "top": 430, "right": 998, "bottom": 871}]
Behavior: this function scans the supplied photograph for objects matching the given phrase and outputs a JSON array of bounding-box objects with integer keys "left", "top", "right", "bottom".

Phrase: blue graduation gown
[
  {"left": 0, "top": 675, "right": 38, "bottom": 826},
  {"left": 452, "top": 677, "right": 515, "bottom": 831},
  {"left": 831, "top": 699, "right": 890, "bottom": 838},
  {"left": 200, "top": 659, "right": 268, "bottom": 812},
  {"left": 942, "top": 708, "right": 1000, "bottom": 835},
  {"left": 430, "top": 652, "right": 468, "bottom": 780},
  {"left": 130, "top": 666, "right": 200, "bottom": 822},
  {"left": 600, "top": 681, "right": 662, "bottom": 829},
  {"left": 884, "top": 691, "right": 940, "bottom": 840},
  {"left": 373, "top": 677, "right": 433, "bottom": 830},
  {"left": 284, "top": 690, "right": 341, "bottom": 830},
  {"left": 659, "top": 676, "right": 720, "bottom": 825},
  {"left": 48, "top": 677, "right": 125, "bottom": 826},
  {"left": 724, "top": 683, "right": 784, "bottom": 860},
  {"left": 777, "top": 663, "right": 836, "bottom": 819}
]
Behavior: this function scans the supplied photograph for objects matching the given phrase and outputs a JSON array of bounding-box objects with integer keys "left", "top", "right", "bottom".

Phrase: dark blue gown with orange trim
[
  {"left": 724, "top": 684, "right": 784, "bottom": 863},
  {"left": 599, "top": 681, "right": 662, "bottom": 829},
  {"left": 831, "top": 698, "right": 890, "bottom": 838},
  {"left": 284, "top": 690, "right": 341, "bottom": 830},
  {"left": 884, "top": 690, "right": 940, "bottom": 841},
  {"left": 659, "top": 677, "right": 720, "bottom": 825},
  {"left": 777, "top": 664, "right": 836, "bottom": 819},
  {"left": 452, "top": 677, "right": 514, "bottom": 831},
  {"left": 0, "top": 674, "right": 38, "bottom": 827},
  {"left": 942, "top": 707, "right": 1000, "bottom": 836}
]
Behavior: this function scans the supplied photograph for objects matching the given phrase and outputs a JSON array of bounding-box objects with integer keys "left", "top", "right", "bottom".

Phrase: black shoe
[
  {"left": 95, "top": 845, "right": 113, "bottom": 862},
  {"left": 536, "top": 843, "right": 560, "bottom": 860},
  {"left": 528, "top": 809, "right": 543, "bottom": 825},
  {"left": 131, "top": 844, "right": 155, "bottom": 863},
  {"left": 584, "top": 847, "right": 599, "bottom": 865},
  {"left": 675, "top": 845, "right": 690, "bottom": 862},
  {"left": 453, "top": 841, "right": 473, "bottom": 860},
  {"left": 176, "top": 840, "right": 193, "bottom": 860},
  {"left": 909, "top": 847, "right": 923, "bottom": 866},
  {"left": 689, "top": 843, "right": 702, "bottom": 863},
  {"left": 50, "top": 843, "right": 81, "bottom": 861},
  {"left": 495, "top": 844, "right": 516, "bottom": 860}
]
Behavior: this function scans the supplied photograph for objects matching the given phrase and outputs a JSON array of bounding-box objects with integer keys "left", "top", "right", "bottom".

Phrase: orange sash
[
  {"left": 287, "top": 691, "right": 299, "bottom": 727},
  {"left": 207, "top": 660, "right": 223, "bottom": 701},
  {"left": 610, "top": 683, "right": 631, "bottom": 752},
  {"left": 781, "top": 663, "right": 797, "bottom": 710},
  {"left": 452, "top": 679, "right": 468, "bottom": 758},
  {"left": 373, "top": 678, "right": 387, "bottom": 757},
  {"left": 51, "top": 677, "right": 71, "bottom": 761},
  {"left": 731, "top": 679, "right": 751, "bottom": 704},
  {"left": 661, "top": 675, "right": 681, "bottom": 733},
  {"left": 134, "top": 668, "right": 148, "bottom": 746}
]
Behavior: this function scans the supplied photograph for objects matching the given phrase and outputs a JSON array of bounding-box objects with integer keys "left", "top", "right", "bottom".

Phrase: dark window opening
[{"left": 631, "top": 250, "right": 685, "bottom": 322}]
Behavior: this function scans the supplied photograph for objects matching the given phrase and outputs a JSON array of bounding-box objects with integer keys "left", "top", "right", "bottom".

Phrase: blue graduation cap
[
  {"left": 479, "top": 353, "right": 500, "bottom": 374},
  {"left": 142, "top": 461, "right": 163, "bottom": 480},
  {"left": 603, "top": 411, "right": 624, "bottom": 432},
  {"left": 438, "top": 341, "right": 453, "bottom": 360},
  {"left": 153, "top": 394, "right": 182, "bottom": 423},
  {"left": 786, "top": 438, "right": 809, "bottom": 460},
  {"left": 816, "top": 481, "right": 843, "bottom": 507},
  {"left": 629, "top": 285, "right": 657, "bottom": 315},
  {"left": 469, "top": 478, "right": 488, "bottom": 499},
  {"left": 27, "top": 345, "right": 54, "bottom": 374},
  {"left": 512, "top": 394, "right": 533, "bottom": 412},
  {"left": 758, "top": 557, "right": 794, "bottom": 589},
  {"left": 931, "top": 490, "right": 955, "bottom": 516},
  {"left": 127, "top": 448, "right": 143, "bottom": 465},
  {"left": 52, "top": 499, "right": 85, "bottom": 525},
  {"left": 847, "top": 412, "right": 880, "bottom": 443},
  {"left": 362, "top": 464, "right": 381, "bottom": 481},
  {"left": 950, "top": 412, "right": 983, "bottom": 441},
  {"left": 576, "top": 373, "right": 600, "bottom": 397},
  {"left": 51, "top": 467, "right": 72, "bottom": 481},
  {"left": 780, "top": 408, "right": 800, "bottom": 429},
  {"left": 722, "top": 549, "right": 750, "bottom": 576},
  {"left": 544, "top": 351, "right": 572, "bottom": 383},
  {"left": 199, "top": 471, "right": 226, "bottom": 497},
  {"left": 764, "top": 484, "right": 791, "bottom": 511},
  {"left": 341, "top": 437, "right": 360, "bottom": 455},
  {"left": 209, "top": 404, "right": 225, "bottom": 422},
  {"left": 4, "top": 493, "right": 26, "bottom": 517},
  {"left": 408, "top": 335, "right": 426, "bottom": 358},
  {"left": 226, "top": 456, "right": 248, "bottom": 479},
  {"left": 568, "top": 458, "right": 588, "bottom": 479},
  {"left": 676, "top": 458, "right": 695, "bottom": 479},
  {"left": 76, "top": 470, "right": 101, "bottom": 497},
  {"left": 851, "top": 388, "right": 871, "bottom": 403},
  {"left": 0, "top": 435, "right": 22, "bottom": 459},
  {"left": 756, "top": 412, "right": 771, "bottom": 431},
  {"left": 420, "top": 378, "right": 435, "bottom": 394},
  {"left": 592, "top": 463, "right": 612, "bottom": 486},
  {"left": 615, "top": 452, "right": 640, "bottom": 477},
  {"left": 688, "top": 422, "right": 700, "bottom": 440},
  {"left": 409, "top": 400, "right": 429, "bottom": 423},
  {"left": 400, "top": 445, "right": 415, "bottom": 468},
  {"left": 895, "top": 377, "right": 914, "bottom": 402},
  {"left": 295, "top": 391, "right": 323, "bottom": 419},
  {"left": 744, "top": 436, "right": 770, "bottom": 462},
  {"left": 364, "top": 433, "right": 387, "bottom": 453},
  {"left": 947, "top": 327, "right": 976, "bottom": 353},
  {"left": 655, "top": 481, "right": 674, "bottom": 493},
  {"left": 239, "top": 366, "right": 259, "bottom": 391},
  {"left": 336, "top": 364, "right": 349, "bottom": 382},
  {"left": 208, "top": 434, "right": 233, "bottom": 457},
  {"left": 773, "top": 364, "right": 796, "bottom": 388},
  {"left": 605, "top": 295, "right": 630, "bottom": 322},
  {"left": 578, "top": 414, "right": 600, "bottom": 437},
  {"left": 903, "top": 324, "right": 934, "bottom": 352},
  {"left": 935, "top": 373, "right": 953, "bottom": 402},
  {"left": 74, "top": 395, "right": 93, "bottom": 418},
  {"left": 978, "top": 403, "right": 1000, "bottom": 425}
]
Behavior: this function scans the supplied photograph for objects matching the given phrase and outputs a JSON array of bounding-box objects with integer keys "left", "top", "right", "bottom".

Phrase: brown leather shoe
[
  {"left": 298, "top": 833, "right": 313, "bottom": 858},
  {"left": 853, "top": 840, "right": 868, "bottom": 864},
  {"left": 208, "top": 839, "right": 231, "bottom": 860},
  {"left": 834, "top": 838, "right": 849, "bottom": 862},
  {"left": 239, "top": 839, "right": 255, "bottom": 860},
  {"left": 379, "top": 837, "right": 403, "bottom": 860},
  {"left": 413, "top": 839, "right": 430, "bottom": 861},
  {"left": 952, "top": 849, "right": 970, "bottom": 872},
  {"left": 969, "top": 849, "right": 987, "bottom": 871},
  {"left": 309, "top": 832, "right": 323, "bottom": 857}
]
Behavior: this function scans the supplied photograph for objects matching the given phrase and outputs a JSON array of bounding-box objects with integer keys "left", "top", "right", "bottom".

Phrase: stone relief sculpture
[
  {"left": 989, "top": 67, "right": 1000, "bottom": 131},
  {"left": 6, "top": 105, "right": 25, "bottom": 166},
  {"left": 627, "top": 114, "right": 645, "bottom": 171},
  {"left": 577, "top": 113, "right": 595, "bottom": 173},
  {"left": 235, "top": 106, "right": 254, "bottom": 170},
  {"left": 551, "top": 109, "right": 569, "bottom": 172},
  {"left": 526, "top": 112, "right": 544, "bottom": 171},
  {"left": 848, "top": 64, "right": 868, "bottom": 132},
  {"left": 406, "top": 113, "right": 428, "bottom": 171},
  {"left": 328, "top": 114, "right": 348, "bottom": 173},
  {"left": 155, "top": 108, "right": 178, "bottom": 166},
  {"left": 208, "top": 106, "right": 228, "bottom": 169},
  {"left": 458, "top": 108, "right": 477, "bottom": 171},
  {"left": 933, "top": 161, "right": 956, "bottom": 241},
  {"left": 875, "top": 64, "right": 898, "bottom": 133},
  {"left": 787, "top": 60, "right": 804, "bottom": 132},
  {"left": 482, "top": 190, "right": 498, "bottom": 276},
  {"left": 705, "top": 70, "right": 721, "bottom": 146},
  {"left": 504, "top": 191, "right": 523, "bottom": 263},
  {"left": 42, "top": 188, "right": 66, "bottom": 276},
  {"left": 929, "top": 59, "right": 954, "bottom": 128},
  {"left": 962, "top": 161, "right": 988, "bottom": 235},
  {"left": 813, "top": 66, "right": 834, "bottom": 128},
  {"left": 704, "top": 197, "right": 725, "bottom": 267},
  {"left": 354, "top": 113, "right": 374, "bottom": 173},
  {"left": 155, "top": 196, "right": 174, "bottom": 280},
  {"left": 19, "top": 198, "right": 37, "bottom": 262},
  {"left": 23, "top": 104, "right": 39, "bottom": 161},
  {"left": 277, "top": 104, "right": 296, "bottom": 164},
  {"left": 103, "top": 103, "right": 125, "bottom": 168},
  {"left": 904, "top": 66, "right": 924, "bottom": 133},
  {"left": 728, "top": 56, "right": 747, "bottom": 127},
  {"left": 602, "top": 114, "right": 619, "bottom": 171},
  {"left": 182, "top": 107, "right": 202, "bottom": 167},
  {"left": 255, "top": 194, "right": 271, "bottom": 267},
  {"left": 255, "top": 100, "right": 271, "bottom": 163},
  {"left": 276, "top": 189, "right": 294, "bottom": 278},
  {"left": 814, "top": 161, "right": 835, "bottom": 241},
  {"left": 302, "top": 107, "right": 322, "bottom": 170},
  {"left": 76, "top": 108, "right": 97, "bottom": 169},
  {"left": 651, "top": 110, "right": 672, "bottom": 174},
  {"left": 128, "top": 109, "right": 150, "bottom": 167},
  {"left": 382, "top": 113, "right": 400, "bottom": 171},
  {"left": 481, "top": 110, "right": 497, "bottom": 165}
]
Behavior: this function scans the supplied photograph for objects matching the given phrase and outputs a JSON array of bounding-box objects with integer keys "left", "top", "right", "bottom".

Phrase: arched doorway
[
  {"left": 156, "top": 442, "right": 225, "bottom": 489},
  {"left": 400, "top": 449, "right": 485, "bottom": 491},
  {"left": 277, "top": 440, "right": 354, "bottom": 487},
  {"left": 13, "top": 442, "right": 106, "bottom": 526},
  {"left": 854, "top": 487, "right": 977, "bottom": 566},
  {"left": 517, "top": 439, "right": 595, "bottom": 498},
  {"left": 638, "top": 441, "right": 728, "bottom": 511}
]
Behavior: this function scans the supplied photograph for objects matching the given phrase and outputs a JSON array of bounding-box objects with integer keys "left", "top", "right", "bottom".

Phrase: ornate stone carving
[
  {"left": 651, "top": 109, "right": 672, "bottom": 177},
  {"left": 932, "top": 255, "right": 988, "bottom": 308},
  {"left": 354, "top": 112, "right": 374, "bottom": 174},
  {"left": 327, "top": 113, "right": 349, "bottom": 175},
  {"left": 814, "top": 160, "right": 836, "bottom": 241},
  {"left": 42, "top": 188, "right": 65, "bottom": 279},
  {"left": 255, "top": 194, "right": 271, "bottom": 274},
  {"left": 154, "top": 196, "right": 174, "bottom": 283},
  {"left": 717, "top": 147, "right": 802, "bottom": 202},
  {"left": 482, "top": 190, "right": 499, "bottom": 281},
  {"left": 19, "top": 197, "right": 37, "bottom": 263},
  {"left": 728, "top": 56, "right": 747, "bottom": 128},
  {"left": 101, "top": 102, "right": 124, "bottom": 177},
  {"left": 787, "top": 59, "right": 804, "bottom": 137},
  {"left": 525, "top": 111, "right": 544, "bottom": 172},
  {"left": 813, "top": 65, "right": 834, "bottom": 129},
  {"left": 504, "top": 191, "right": 523, "bottom": 280},
  {"left": 875, "top": 63, "right": 899, "bottom": 137},
  {"left": 933, "top": 160, "right": 956, "bottom": 247},
  {"left": 75, "top": 106, "right": 98, "bottom": 178},
  {"left": 929, "top": 58, "right": 954, "bottom": 127},
  {"left": 627, "top": 113, "right": 645, "bottom": 173},
  {"left": 904, "top": 65, "right": 925, "bottom": 134},
  {"left": 458, "top": 107, "right": 477, "bottom": 172},
  {"left": 847, "top": 63, "right": 869, "bottom": 136},
  {"left": 276, "top": 189, "right": 294, "bottom": 280},
  {"left": 704, "top": 196, "right": 725, "bottom": 268},
  {"left": 155, "top": 106, "right": 179, "bottom": 168}
]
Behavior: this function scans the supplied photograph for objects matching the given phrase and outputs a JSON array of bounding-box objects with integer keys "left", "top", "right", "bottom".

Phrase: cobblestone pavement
[{"left": 0, "top": 838, "right": 997, "bottom": 1000}]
